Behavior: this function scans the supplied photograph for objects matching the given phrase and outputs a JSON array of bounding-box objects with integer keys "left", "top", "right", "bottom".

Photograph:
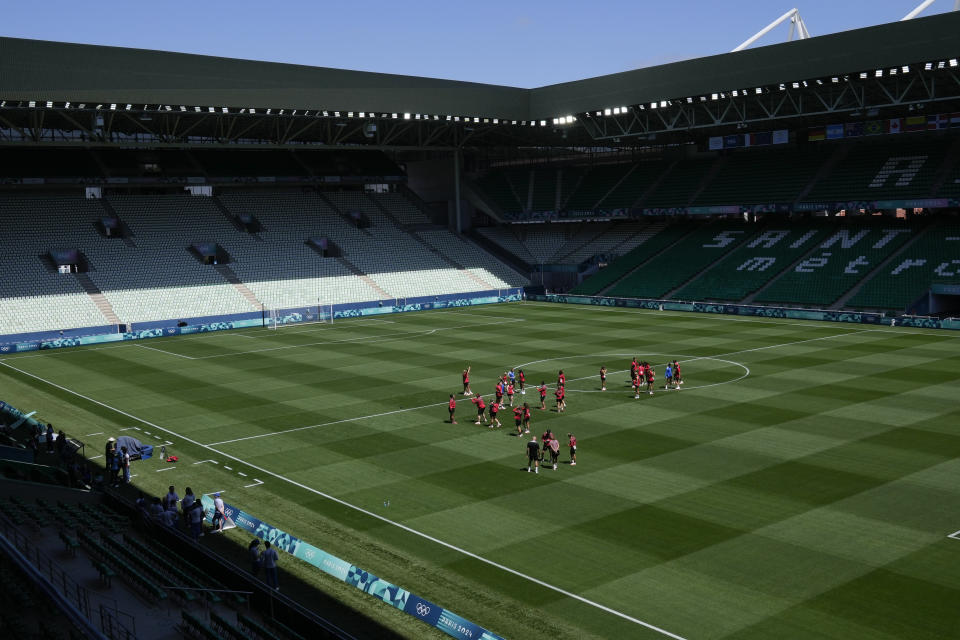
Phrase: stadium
[{"left": 1, "top": 5, "right": 960, "bottom": 639}]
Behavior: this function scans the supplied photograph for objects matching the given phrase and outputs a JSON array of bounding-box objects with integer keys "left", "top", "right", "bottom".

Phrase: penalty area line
[
  {"left": 0, "top": 358, "right": 687, "bottom": 640},
  {"left": 948, "top": 530, "right": 960, "bottom": 540}
]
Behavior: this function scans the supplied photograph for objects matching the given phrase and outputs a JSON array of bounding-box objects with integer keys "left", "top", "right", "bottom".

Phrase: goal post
[{"left": 267, "top": 303, "right": 334, "bottom": 329}]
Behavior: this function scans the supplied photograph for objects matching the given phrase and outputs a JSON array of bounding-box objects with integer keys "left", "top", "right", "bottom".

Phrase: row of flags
[
  {"left": 708, "top": 129, "right": 789, "bottom": 150},
  {"left": 808, "top": 114, "right": 960, "bottom": 141}
]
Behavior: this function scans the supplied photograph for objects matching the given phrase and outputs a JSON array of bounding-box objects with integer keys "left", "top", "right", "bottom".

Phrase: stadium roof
[{"left": 2, "top": 12, "right": 959, "bottom": 122}]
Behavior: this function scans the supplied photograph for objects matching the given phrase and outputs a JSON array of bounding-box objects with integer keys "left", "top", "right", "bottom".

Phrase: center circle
[{"left": 510, "top": 352, "right": 750, "bottom": 393}]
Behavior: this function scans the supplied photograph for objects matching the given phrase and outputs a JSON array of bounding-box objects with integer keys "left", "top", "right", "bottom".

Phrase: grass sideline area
[{"left": 2, "top": 302, "right": 960, "bottom": 639}]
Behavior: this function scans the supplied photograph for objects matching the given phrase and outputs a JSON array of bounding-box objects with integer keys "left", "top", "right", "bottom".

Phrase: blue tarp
[{"left": 116, "top": 435, "right": 153, "bottom": 460}]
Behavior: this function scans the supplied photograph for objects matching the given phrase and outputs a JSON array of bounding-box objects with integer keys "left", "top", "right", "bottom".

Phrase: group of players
[
  {"left": 627, "top": 357, "right": 684, "bottom": 397},
  {"left": 449, "top": 357, "right": 685, "bottom": 473}
]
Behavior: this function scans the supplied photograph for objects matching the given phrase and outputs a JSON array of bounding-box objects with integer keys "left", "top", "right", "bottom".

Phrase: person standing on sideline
[
  {"left": 213, "top": 492, "right": 226, "bottom": 533},
  {"left": 600, "top": 365, "right": 607, "bottom": 391},
  {"left": 189, "top": 499, "right": 204, "bottom": 540},
  {"left": 163, "top": 486, "right": 179, "bottom": 512},
  {"left": 448, "top": 394, "right": 458, "bottom": 424},
  {"left": 45, "top": 423, "right": 55, "bottom": 453},
  {"left": 121, "top": 447, "right": 131, "bottom": 484},
  {"left": 181, "top": 487, "right": 196, "bottom": 528},
  {"left": 462, "top": 366, "right": 473, "bottom": 396},
  {"left": 568, "top": 433, "right": 577, "bottom": 466},
  {"left": 248, "top": 539, "right": 261, "bottom": 577},
  {"left": 104, "top": 437, "right": 116, "bottom": 475},
  {"left": 526, "top": 436, "right": 541, "bottom": 473},
  {"left": 261, "top": 541, "right": 279, "bottom": 590}
]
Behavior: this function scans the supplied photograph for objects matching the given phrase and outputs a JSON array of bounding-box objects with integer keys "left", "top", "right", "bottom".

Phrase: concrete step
[{"left": 213, "top": 264, "right": 263, "bottom": 310}]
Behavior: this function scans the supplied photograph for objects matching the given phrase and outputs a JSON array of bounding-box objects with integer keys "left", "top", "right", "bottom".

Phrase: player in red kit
[
  {"left": 557, "top": 370, "right": 565, "bottom": 388},
  {"left": 555, "top": 386, "right": 566, "bottom": 413},
  {"left": 517, "top": 369, "right": 526, "bottom": 395},
  {"left": 506, "top": 383, "right": 515, "bottom": 406},
  {"left": 522, "top": 403, "right": 531, "bottom": 433},
  {"left": 462, "top": 366, "right": 472, "bottom": 396},
  {"left": 538, "top": 382, "right": 547, "bottom": 410},
  {"left": 673, "top": 359, "right": 683, "bottom": 386},
  {"left": 645, "top": 364, "right": 655, "bottom": 395},
  {"left": 599, "top": 365, "right": 607, "bottom": 391},
  {"left": 448, "top": 394, "right": 457, "bottom": 424},
  {"left": 495, "top": 380, "right": 504, "bottom": 404},
  {"left": 513, "top": 406, "right": 523, "bottom": 435},
  {"left": 488, "top": 400, "right": 501, "bottom": 429},
  {"left": 568, "top": 433, "right": 577, "bottom": 465},
  {"left": 472, "top": 395, "right": 487, "bottom": 425}
]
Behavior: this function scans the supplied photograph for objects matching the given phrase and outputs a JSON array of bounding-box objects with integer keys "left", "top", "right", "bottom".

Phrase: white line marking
[
  {"left": 238, "top": 472, "right": 247, "bottom": 477},
  {"left": 203, "top": 490, "right": 225, "bottom": 496},
  {"left": 133, "top": 343, "right": 197, "bottom": 360},
  {"left": 0, "top": 358, "right": 685, "bottom": 640},
  {"left": 192, "top": 459, "right": 218, "bottom": 465},
  {"left": 948, "top": 530, "right": 960, "bottom": 540},
  {"left": 89, "top": 454, "right": 103, "bottom": 460},
  {"left": 155, "top": 467, "right": 177, "bottom": 472},
  {"left": 223, "top": 465, "right": 232, "bottom": 470},
  {"left": 143, "top": 431, "right": 151, "bottom": 435},
  {"left": 0, "top": 344, "right": 129, "bottom": 362},
  {"left": 85, "top": 432, "right": 103, "bottom": 436},
  {"left": 119, "top": 426, "right": 140, "bottom": 431},
  {"left": 244, "top": 479, "right": 264, "bottom": 489}
]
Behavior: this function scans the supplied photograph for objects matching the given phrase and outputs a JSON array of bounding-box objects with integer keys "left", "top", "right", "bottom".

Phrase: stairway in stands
[
  {"left": 213, "top": 264, "right": 264, "bottom": 310},
  {"left": 336, "top": 258, "right": 393, "bottom": 299},
  {"left": 73, "top": 273, "right": 121, "bottom": 325}
]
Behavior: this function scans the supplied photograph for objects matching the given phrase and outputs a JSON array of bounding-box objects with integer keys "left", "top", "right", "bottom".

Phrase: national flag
[
  {"left": 864, "top": 120, "right": 883, "bottom": 135},
  {"left": 750, "top": 131, "right": 773, "bottom": 146},
  {"left": 888, "top": 118, "right": 902, "bottom": 134},
  {"left": 845, "top": 122, "right": 864, "bottom": 137},
  {"left": 927, "top": 114, "right": 947, "bottom": 130},
  {"left": 724, "top": 134, "right": 743, "bottom": 148},
  {"left": 807, "top": 127, "right": 825, "bottom": 141},
  {"left": 948, "top": 113, "right": 960, "bottom": 128},
  {"left": 904, "top": 116, "right": 926, "bottom": 132},
  {"left": 772, "top": 129, "right": 789, "bottom": 144},
  {"left": 826, "top": 124, "right": 844, "bottom": 139}
]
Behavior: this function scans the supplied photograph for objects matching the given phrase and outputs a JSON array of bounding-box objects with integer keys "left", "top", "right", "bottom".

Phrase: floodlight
[
  {"left": 711, "top": 93, "right": 719, "bottom": 100},
  {"left": 0, "top": 101, "right": 5, "bottom": 108},
  {"left": 124, "top": 103, "right": 131, "bottom": 110},
  {"left": 801, "top": 80, "right": 808, "bottom": 87},
  {"left": 358, "top": 111, "right": 364, "bottom": 117},
  {"left": 539, "top": 120, "right": 546, "bottom": 126},
  {"left": 403, "top": 112, "right": 411, "bottom": 119},
  {"left": 180, "top": 106, "right": 187, "bottom": 111},
  {"left": 755, "top": 87, "right": 763, "bottom": 94},
  {"left": 552, "top": 118, "right": 559, "bottom": 125},
  {"left": 454, "top": 116, "right": 460, "bottom": 121},
  {"left": 613, "top": 107, "right": 621, "bottom": 114},
  {"left": 511, "top": 120, "right": 517, "bottom": 124},
  {"left": 46, "top": 101, "right": 53, "bottom": 108},
  {"left": 110, "top": 103, "right": 117, "bottom": 110},
  {"left": 901, "top": 65, "right": 910, "bottom": 73},
  {"left": 859, "top": 72, "right": 868, "bottom": 78},
  {"left": 474, "top": 117, "right": 480, "bottom": 123},
  {"left": 951, "top": 59, "right": 958, "bottom": 67},
  {"left": 347, "top": 111, "right": 353, "bottom": 117},
  {"left": 566, "top": 116, "right": 574, "bottom": 123},
  {"left": 924, "top": 62, "right": 933, "bottom": 70},
  {"left": 208, "top": 107, "right": 215, "bottom": 113},
  {"left": 65, "top": 102, "right": 71, "bottom": 108},
  {"left": 603, "top": 108, "right": 612, "bottom": 116},
  {"left": 937, "top": 61, "right": 946, "bottom": 69},
  {"left": 875, "top": 69, "right": 883, "bottom": 77},
  {"left": 222, "top": 107, "right": 229, "bottom": 113},
  {"left": 445, "top": 115, "right": 451, "bottom": 121},
  {"left": 732, "top": 90, "right": 739, "bottom": 97},
  {"left": 493, "top": 118, "right": 499, "bottom": 124},
  {"left": 791, "top": 82, "right": 800, "bottom": 88},
  {"left": 889, "top": 68, "right": 898, "bottom": 75},
  {"left": 621, "top": 107, "right": 627, "bottom": 112}
]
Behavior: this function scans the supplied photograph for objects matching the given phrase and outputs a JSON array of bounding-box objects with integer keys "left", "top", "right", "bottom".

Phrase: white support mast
[
  {"left": 902, "top": 0, "right": 937, "bottom": 19},
  {"left": 733, "top": 8, "right": 811, "bottom": 52}
]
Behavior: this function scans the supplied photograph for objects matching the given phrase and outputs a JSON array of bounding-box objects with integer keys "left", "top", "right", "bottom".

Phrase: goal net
[{"left": 268, "top": 303, "right": 334, "bottom": 329}]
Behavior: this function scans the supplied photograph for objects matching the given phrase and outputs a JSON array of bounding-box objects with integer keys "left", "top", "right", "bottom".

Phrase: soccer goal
[{"left": 267, "top": 303, "right": 334, "bottom": 330}]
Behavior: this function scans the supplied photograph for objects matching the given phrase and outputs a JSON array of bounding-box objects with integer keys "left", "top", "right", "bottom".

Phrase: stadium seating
[
  {"left": 0, "top": 195, "right": 118, "bottom": 333},
  {"left": 563, "top": 164, "right": 633, "bottom": 212},
  {"left": 806, "top": 135, "right": 951, "bottom": 201},
  {"left": 607, "top": 221, "right": 759, "bottom": 299},
  {"left": 531, "top": 168, "right": 558, "bottom": 212},
  {"left": 674, "top": 223, "right": 837, "bottom": 301},
  {"left": 596, "top": 161, "right": 667, "bottom": 210},
  {"left": 846, "top": 221, "right": 960, "bottom": 311},
  {"left": 93, "top": 195, "right": 255, "bottom": 322},
  {"left": 476, "top": 227, "right": 536, "bottom": 264},
  {"left": 693, "top": 148, "right": 827, "bottom": 206},
  {"left": 755, "top": 219, "right": 918, "bottom": 307},
  {"left": 476, "top": 167, "right": 526, "bottom": 214},
  {"left": 640, "top": 158, "right": 717, "bottom": 208},
  {"left": 414, "top": 230, "right": 527, "bottom": 288},
  {"left": 571, "top": 222, "right": 684, "bottom": 295}
]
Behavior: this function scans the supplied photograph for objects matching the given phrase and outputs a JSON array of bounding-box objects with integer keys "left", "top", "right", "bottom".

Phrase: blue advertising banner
[{"left": 200, "top": 495, "right": 504, "bottom": 640}]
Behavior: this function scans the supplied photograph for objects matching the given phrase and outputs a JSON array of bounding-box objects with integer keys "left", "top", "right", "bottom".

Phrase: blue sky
[{"left": 3, "top": 1, "right": 956, "bottom": 87}]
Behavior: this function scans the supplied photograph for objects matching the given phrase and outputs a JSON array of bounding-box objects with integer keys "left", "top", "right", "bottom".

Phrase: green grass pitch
[{"left": 3, "top": 302, "right": 960, "bottom": 639}]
